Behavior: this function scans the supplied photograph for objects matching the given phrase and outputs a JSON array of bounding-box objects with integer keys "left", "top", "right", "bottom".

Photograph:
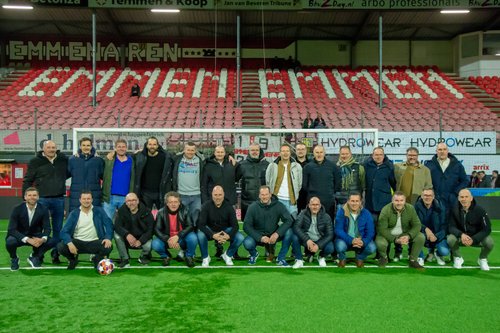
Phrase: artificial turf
[{"left": 1, "top": 220, "right": 499, "bottom": 333}]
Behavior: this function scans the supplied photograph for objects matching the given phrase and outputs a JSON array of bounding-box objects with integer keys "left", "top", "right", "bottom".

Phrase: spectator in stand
[
  {"left": 302, "top": 114, "right": 314, "bottom": 129},
  {"left": 469, "top": 171, "right": 479, "bottom": 188},
  {"left": 313, "top": 113, "right": 327, "bottom": 128},
  {"left": 492, "top": 170, "right": 499, "bottom": 188},
  {"left": 131, "top": 83, "right": 140, "bottom": 97},
  {"left": 476, "top": 171, "right": 490, "bottom": 188}
]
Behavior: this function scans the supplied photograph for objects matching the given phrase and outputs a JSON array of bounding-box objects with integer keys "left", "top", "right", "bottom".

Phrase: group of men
[{"left": 6, "top": 137, "right": 495, "bottom": 271}]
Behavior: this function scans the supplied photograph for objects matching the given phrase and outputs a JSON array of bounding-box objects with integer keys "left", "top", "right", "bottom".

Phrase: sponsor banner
[
  {"left": 234, "top": 134, "right": 281, "bottom": 162},
  {"left": 216, "top": 0, "right": 300, "bottom": 10},
  {"left": 88, "top": 0, "right": 213, "bottom": 9},
  {"left": 30, "top": 0, "right": 88, "bottom": 7},
  {"left": 301, "top": 0, "right": 500, "bottom": 10},
  {"left": 319, "top": 131, "right": 496, "bottom": 155}
]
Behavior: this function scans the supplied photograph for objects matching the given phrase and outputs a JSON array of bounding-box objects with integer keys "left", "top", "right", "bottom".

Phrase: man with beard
[{"left": 134, "top": 136, "right": 173, "bottom": 210}]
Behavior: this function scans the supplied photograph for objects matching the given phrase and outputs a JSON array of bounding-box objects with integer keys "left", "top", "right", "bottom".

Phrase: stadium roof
[{"left": 0, "top": 6, "right": 500, "bottom": 42}]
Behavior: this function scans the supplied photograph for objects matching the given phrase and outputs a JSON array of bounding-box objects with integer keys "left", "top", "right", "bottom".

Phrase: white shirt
[
  {"left": 391, "top": 212, "right": 403, "bottom": 236},
  {"left": 438, "top": 158, "right": 450, "bottom": 173},
  {"left": 73, "top": 207, "right": 99, "bottom": 242},
  {"left": 277, "top": 163, "right": 290, "bottom": 201}
]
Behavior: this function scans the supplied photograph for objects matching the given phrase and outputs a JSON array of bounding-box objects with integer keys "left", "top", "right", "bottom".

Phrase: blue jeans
[
  {"left": 243, "top": 228, "right": 300, "bottom": 261},
  {"left": 335, "top": 238, "right": 377, "bottom": 260},
  {"left": 197, "top": 227, "right": 244, "bottom": 259},
  {"left": 419, "top": 238, "right": 450, "bottom": 258},
  {"left": 38, "top": 197, "right": 65, "bottom": 253},
  {"left": 180, "top": 194, "right": 201, "bottom": 226},
  {"left": 103, "top": 195, "right": 126, "bottom": 220},
  {"left": 291, "top": 233, "right": 334, "bottom": 259},
  {"left": 278, "top": 199, "right": 298, "bottom": 218},
  {"left": 151, "top": 232, "right": 198, "bottom": 258}
]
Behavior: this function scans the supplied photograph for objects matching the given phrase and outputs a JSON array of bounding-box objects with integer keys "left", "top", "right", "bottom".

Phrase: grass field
[{"left": 1, "top": 220, "right": 499, "bottom": 333}]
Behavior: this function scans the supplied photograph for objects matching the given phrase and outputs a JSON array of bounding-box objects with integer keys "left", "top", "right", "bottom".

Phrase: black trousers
[
  {"left": 58, "top": 239, "right": 112, "bottom": 261},
  {"left": 6, "top": 235, "right": 56, "bottom": 259}
]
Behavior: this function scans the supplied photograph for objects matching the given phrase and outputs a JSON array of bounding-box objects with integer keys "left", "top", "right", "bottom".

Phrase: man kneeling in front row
[
  {"left": 114, "top": 192, "right": 155, "bottom": 268},
  {"left": 291, "top": 196, "right": 334, "bottom": 268},
  {"left": 334, "top": 192, "right": 376, "bottom": 268},
  {"left": 6, "top": 187, "right": 56, "bottom": 270},
  {"left": 448, "top": 189, "right": 494, "bottom": 271},
  {"left": 197, "top": 186, "right": 244, "bottom": 267},
  {"left": 58, "top": 191, "right": 113, "bottom": 270},
  {"left": 152, "top": 191, "right": 198, "bottom": 267}
]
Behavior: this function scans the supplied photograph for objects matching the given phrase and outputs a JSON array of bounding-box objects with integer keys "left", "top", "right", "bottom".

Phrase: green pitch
[{"left": 1, "top": 220, "right": 499, "bottom": 333}]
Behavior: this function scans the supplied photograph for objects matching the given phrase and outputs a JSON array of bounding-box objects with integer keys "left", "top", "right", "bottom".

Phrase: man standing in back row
[
  {"left": 134, "top": 136, "right": 173, "bottom": 210},
  {"left": 23, "top": 140, "right": 69, "bottom": 264}
]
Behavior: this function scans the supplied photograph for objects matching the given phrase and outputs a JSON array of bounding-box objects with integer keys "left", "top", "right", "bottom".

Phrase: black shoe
[
  {"left": 27, "top": 256, "right": 42, "bottom": 268},
  {"left": 409, "top": 259, "right": 425, "bottom": 270},
  {"left": 185, "top": 256, "right": 195, "bottom": 268},
  {"left": 10, "top": 257, "right": 19, "bottom": 271},
  {"left": 232, "top": 251, "right": 244, "bottom": 261},
  {"left": 162, "top": 257, "right": 171, "bottom": 266},
  {"left": 119, "top": 259, "right": 130, "bottom": 269},
  {"left": 52, "top": 256, "right": 61, "bottom": 265},
  {"left": 214, "top": 244, "right": 223, "bottom": 258},
  {"left": 67, "top": 259, "right": 78, "bottom": 270},
  {"left": 138, "top": 256, "right": 150, "bottom": 265},
  {"left": 378, "top": 257, "right": 388, "bottom": 268}
]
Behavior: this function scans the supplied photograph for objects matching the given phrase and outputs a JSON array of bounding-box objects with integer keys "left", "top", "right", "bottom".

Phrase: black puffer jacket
[
  {"left": 236, "top": 148, "right": 269, "bottom": 206},
  {"left": 201, "top": 154, "right": 237, "bottom": 205},
  {"left": 448, "top": 198, "right": 491, "bottom": 245},
  {"left": 22, "top": 150, "right": 69, "bottom": 197}
]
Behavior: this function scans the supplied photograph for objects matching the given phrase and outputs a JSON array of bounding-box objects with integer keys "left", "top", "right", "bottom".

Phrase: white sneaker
[
  {"left": 177, "top": 250, "right": 185, "bottom": 259},
  {"left": 435, "top": 254, "right": 446, "bottom": 266},
  {"left": 453, "top": 257, "right": 464, "bottom": 269},
  {"left": 221, "top": 252, "right": 234, "bottom": 266},
  {"left": 478, "top": 258, "right": 490, "bottom": 271},
  {"left": 201, "top": 256, "right": 211, "bottom": 268},
  {"left": 318, "top": 257, "right": 327, "bottom": 267},
  {"left": 417, "top": 257, "right": 425, "bottom": 267},
  {"left": 292, "top": 259, "right": 304, "bottom": 269}
]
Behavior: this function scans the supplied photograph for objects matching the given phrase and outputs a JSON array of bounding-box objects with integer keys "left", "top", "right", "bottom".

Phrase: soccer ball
[{"left": 97, "top": 259, "right": 115, "bottom": 275}]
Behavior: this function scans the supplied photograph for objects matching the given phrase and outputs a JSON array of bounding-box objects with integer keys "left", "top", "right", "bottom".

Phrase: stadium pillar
[
  {"left": 378, "top": 16, "right": 383, "bottom": 111},
  {"left": 91, "top": 10, "right": 97, "bottom": 108},
  {"left": 236, "top": 14, "right": 241, "bottom": 108},
  {"left": 0, "top": 40, "right": 6, "bottom": 67}
]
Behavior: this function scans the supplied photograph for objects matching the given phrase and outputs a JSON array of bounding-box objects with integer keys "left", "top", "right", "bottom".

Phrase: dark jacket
[
  {"left": 61, "top": 206, "right": 114, "bottom": 244},
  {"left": 68, "top": 147, "right": 104, "bottom": 211},
  {"left": 8, "top": 202, "right": 51, "bottom": 241},
  {"left": 414, "top": 197, "right": 447, "bottom": 242},
  {"left": 201, "top": 154, "right": 237, "bottom": 205},
  {"left": 198, "top": 199, "right": 238, "bottom": 240},
  {"left": 134, "top": 143, "right": 173, "bottom": 202},
  {"left": 425, "top": 153, "right": 468, "bottom": 210},
  {"left": 243, "top": 196, "right": 292, "bottom": 241},
  {"left": 448, "top": 198, "right": 491, "bottom": 245},
  {"left": 377, "top": 203, "right": 422, "bottom": 242},
  {"left": 171, "top": 152, "right": 205, "bottom": 192},
  {"left": 293, "top": 206, "right": 333, "bottom": 249},
  {"left": 236, "top": 148, "right": 269, "bottom": 205},
  {"left": 302, "top": 158, "right": 341, "bottom": 206},
  {"left": 364, "top": 156, "right": 396, "bottom": 213},
  {"left": 335, "top": 205, "right": 375, "bottom": 247},
  {"left": 114, "top": 202, "right": 154, "bottom": 245},
  {"left": 22, "top": 150, "right": 69, "bottom": 197},
  {"left": 154, "top": 205, "right": 194, "bottom": 242}
]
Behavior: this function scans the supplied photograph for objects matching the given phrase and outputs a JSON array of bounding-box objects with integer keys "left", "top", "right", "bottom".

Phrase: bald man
[
  {"left": 23, "top": 140, "right": 69, "bottom": 264},
  {"left": 113, "top": 192, "right": 155, "bottom": 268},
  {"left": 425, "top": 143, "right": 468, "bottom": 211},
  {"left": 197, "top": 186, "right": 244, "bottom": 267},
  {"left": 447, "top": 189, "right": 494, "bottom": 271}
]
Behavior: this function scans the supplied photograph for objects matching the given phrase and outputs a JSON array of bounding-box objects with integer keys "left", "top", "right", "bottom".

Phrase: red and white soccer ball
[{"left": 97, "top": 259, "right": 115, "bottom": 275}]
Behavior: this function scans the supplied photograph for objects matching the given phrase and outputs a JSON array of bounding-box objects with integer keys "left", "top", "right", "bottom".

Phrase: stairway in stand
[{"left": 240, "top": 70, "right": 264, "bottom": 128}]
